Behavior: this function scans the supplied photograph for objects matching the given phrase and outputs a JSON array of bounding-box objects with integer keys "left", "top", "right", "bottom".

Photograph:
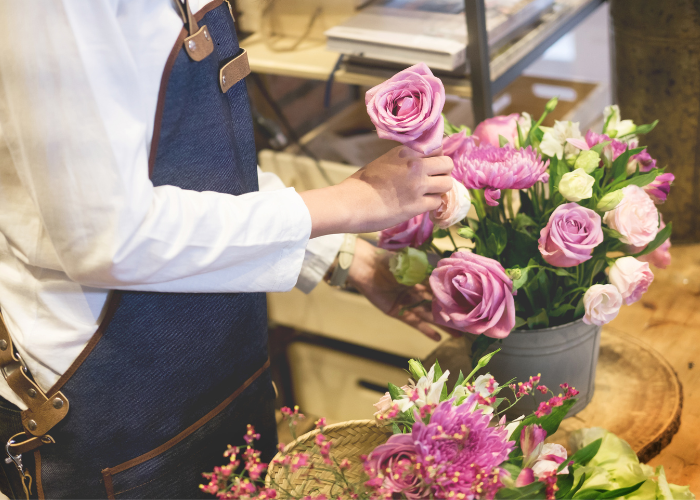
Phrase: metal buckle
[
  {"left": 5, "top": 437, "right": 24, "bottom": 474},
  {"left": 1, "top": 351, "right": 27, "bottom": 382}
]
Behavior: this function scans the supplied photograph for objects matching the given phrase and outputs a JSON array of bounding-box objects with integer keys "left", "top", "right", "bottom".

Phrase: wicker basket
[{"left": 266, "top": 419, "right": 393, "bottom": 497}]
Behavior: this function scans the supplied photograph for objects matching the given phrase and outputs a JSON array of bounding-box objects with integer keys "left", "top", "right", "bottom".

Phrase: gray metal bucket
[{"left": 486, "top": 319, "right": 602, "bottom": 419}]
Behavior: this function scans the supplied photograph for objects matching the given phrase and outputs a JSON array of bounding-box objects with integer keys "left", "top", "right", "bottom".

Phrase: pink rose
[
  {"left": 365, "top": 63, "right": 445, "bottom": 155},
  {"left": 603, "top": 185, "right": 659, "bottom": 247},
  {"left": 378, "top": 213, "right": 433, "bottom": 250},
  {"left": 582, "top": 284, "right": 623, "bottom": 326},
  {"left": 538, "top": 203, "right": 603, "bottom": 268},
  {"left": 643, "top": 172, "right": 674, "bottom": 204},
  {"left": 473, "top": 114, "right": 520, "bottom": 147},
  {"left": 429, "top": 178, "right": 471, "bottom": 229},
  {"left": 638, "top": 218, "right": 671, "bottom": 269},
  {"left": 429, "top": 252, "right": 515, "bottom": 338},
  {"left": 609, "top": 256, "right": 654, "bottom": 305},
  {"left": 365, "top": 434, "right": 427, "bottom": 499}
]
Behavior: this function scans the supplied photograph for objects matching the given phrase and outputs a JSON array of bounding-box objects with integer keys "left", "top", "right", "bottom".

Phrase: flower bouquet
[
  {"left": 366, "top": 63, "right": 674, "bottom": 413},
  {"left": 201, "top": 354, "right": 694, "bottom": 499}
]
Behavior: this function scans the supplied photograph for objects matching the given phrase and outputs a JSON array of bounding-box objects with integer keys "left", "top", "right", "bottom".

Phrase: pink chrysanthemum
[
  {"left": 412, "top": 396, "right": 514, "bottom": 499},
  {"left": 451, "top": 143, "right": 549, "bottom": 206}
]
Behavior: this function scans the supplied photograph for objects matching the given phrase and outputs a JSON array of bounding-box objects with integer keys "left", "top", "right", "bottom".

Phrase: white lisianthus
[
  {"left": 604, "top": 105, "right": 636, "bottom": 138},
  {"left": 574, "top": 150, "right": 600, "bottom": 174},
  {"left": 397, "top": 363, "right": 449, "bottom": 412},
  {"left": 540, "top": 121, "right": 583, "bottom": 159},
  {"left": 558, "top": 169, "right": 595, "bottom": 201},
  {"left": 504, "top": 415, "right": 525, "bottom": 439}
]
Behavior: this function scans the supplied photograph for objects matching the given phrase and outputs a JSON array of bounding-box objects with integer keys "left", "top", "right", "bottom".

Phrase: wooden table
[{"left": 611, "top": 243, "right": 700, "bottom": 492}]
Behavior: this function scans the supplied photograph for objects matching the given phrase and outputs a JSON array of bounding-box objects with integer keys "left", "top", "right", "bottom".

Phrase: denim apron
[{"left": 4, "top": 2, "right": 278, "bottom": 497}]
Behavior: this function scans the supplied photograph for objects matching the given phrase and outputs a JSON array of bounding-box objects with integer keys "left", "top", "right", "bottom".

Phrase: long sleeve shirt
[{"left": 0, "top": 0, "right": 342, "bottom": 408}]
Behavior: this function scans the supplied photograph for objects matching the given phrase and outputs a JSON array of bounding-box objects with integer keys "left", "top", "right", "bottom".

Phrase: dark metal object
[
  {"left": 464, "top": 0, "right": 605, "bottom": 123},
  {"left": 611, "top": 0, "right": 700, "bottom": 241},
  {"left": 465, "top": 0, "right": 493, "bottom": 121}
]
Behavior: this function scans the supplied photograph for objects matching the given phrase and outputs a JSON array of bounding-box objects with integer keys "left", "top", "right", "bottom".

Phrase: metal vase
[
  {"left": 611, "top": 0, "right": 700, "bottom": 241},
  {"left": 486, "top": 319, "right": 602, "bottom": 419}
]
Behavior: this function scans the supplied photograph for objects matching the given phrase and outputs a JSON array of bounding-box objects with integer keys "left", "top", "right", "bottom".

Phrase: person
[{"left": 0, "top": 0, "right": 453, "bottom": 498}]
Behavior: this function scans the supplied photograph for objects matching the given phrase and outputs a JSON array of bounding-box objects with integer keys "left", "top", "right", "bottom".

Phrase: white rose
[
  {"left": 583, "top": 284, "right": 623, "bottom": 326},
  {"left": 558, "top": 169, "right": 595, "bottom": 202}
]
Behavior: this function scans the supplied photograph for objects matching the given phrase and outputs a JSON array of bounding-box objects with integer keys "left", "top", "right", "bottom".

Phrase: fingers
[
  {"left": 409, "top": 156, "right": 453, "bottom": 178},
  {"left": 423, "top": 174, "right": 454, "bottom": 195},
  {"left": 400, "top": 308, "right": 442, "bottom": 341},
  {"left": 419, "top": 155, "right": 454, "bottom": 176}
]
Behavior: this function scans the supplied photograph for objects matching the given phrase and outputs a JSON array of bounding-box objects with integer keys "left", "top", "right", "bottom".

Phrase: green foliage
[
  {"left": 443, "top": 114, "right": 471, "bottom": 136},
  {"left": 387, "top": 383, "right": 404, "bottom": 401},
  {"left": 558, "top": 438, "right": 602, "bottom": 472},
  {"left": 511, "top": 398, "right": 577, "bottom": 450},
  {"left": 470, "top": 335, "right": 501, "bottom": 370}
]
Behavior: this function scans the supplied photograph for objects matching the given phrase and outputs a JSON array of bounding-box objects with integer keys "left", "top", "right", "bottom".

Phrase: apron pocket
[{"left": 101, "top": 366, "right": 276, "bottom": 499}]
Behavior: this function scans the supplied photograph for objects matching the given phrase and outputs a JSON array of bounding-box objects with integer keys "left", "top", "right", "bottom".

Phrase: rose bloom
[
  {"left": 609, "top": 256, "right": 654, "bottom": 305},
  {"left": 603, "top": 185, "right": 659, "bottom": 247},
  {"left": 365, "top": 62, "right": 445, "bottom": 155},
  {"left": 429, "top": 252, "right": 515, "bottom": 338},
  {"left": 538, "top": 203, "right": 603, "bottom": 268},
  {"left": 364, "top": 433, "right": 428, "bottom": 499},
  {"left": 472, "top": 113, "right": 519, "bottom": 147},
  {"left": 430, "top": 178, "right": 471, "bottom": 228},
  {"left": 378, "top": 213, "right": 433, "bottom": 250},
  {"left": 638, "top": 218, "right": 671, "bottom": 269},
  {"left": 644, "top": 172, "right": 674, "bottom": 204},
  {"left": 373, "top": 392, "right": 393, "bottom": 419},
  {"left": 582, "top": 284, "right": 623, "bottom": 326},
  {"left": 452, "top": 144, "right": 549, "bottom": 206}
]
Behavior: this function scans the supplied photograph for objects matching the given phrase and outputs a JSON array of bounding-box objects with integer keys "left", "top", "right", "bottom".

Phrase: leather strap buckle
[{"left": 0, "top": 314, "right": 69, "bottom": 437}]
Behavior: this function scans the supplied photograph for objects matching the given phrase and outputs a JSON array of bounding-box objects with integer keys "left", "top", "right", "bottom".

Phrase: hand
[
  {"left": 300, "top": 146, "right": 453, "bottom": 238},
  {"left": 346, "top": 238, "right": 462, "bottom": 341}
]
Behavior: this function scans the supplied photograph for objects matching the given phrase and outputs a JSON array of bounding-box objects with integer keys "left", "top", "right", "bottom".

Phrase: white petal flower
[{"left": 540, "top": 121, "right": 583, "bottom": 159}]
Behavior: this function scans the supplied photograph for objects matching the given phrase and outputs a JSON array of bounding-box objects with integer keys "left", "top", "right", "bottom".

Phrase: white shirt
[{"left": 0, "top": 0, "right": 342, "bottom": 409}]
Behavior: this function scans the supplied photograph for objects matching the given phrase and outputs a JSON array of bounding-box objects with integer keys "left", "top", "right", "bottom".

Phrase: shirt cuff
[{"left": 295, "top": 233, "right": 344, "bottom": 294}]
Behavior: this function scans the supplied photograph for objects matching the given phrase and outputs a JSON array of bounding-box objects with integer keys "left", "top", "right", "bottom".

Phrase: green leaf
[
  {"left": 574, "top": 295, "right": 585, "bottom": 319},
  {"left": 596, "top": 482, "right": 646, "bottom": 498},
  {"left": 517, "top": 122, "right": 528, "bottom": 148},
  {"left": 392, "top": 422, "right": 401, "bottom": 434},
  {"left": 590, "top": 140, "right": 611, "bottom": 156},
  {"left": 485, "top": 218, "right": 508, "bottom": 255},
  {"left": 602, "top": 227, "right": 625, "bottom": 240},
  {"left": 433, "top": 359, "right": 443, "bottom": 382},
  {"left": 634, "top": 120, "right": 658, "bottom": 135},
  {"left": 514, "top": 316, "right": 527, "bottom": 329},
  {"left": 499, "top": 134, "right": 510, "bottom": 147},
  {"left": 495, "top": 482, "right": 546, "bottom": 499},
  {"left": 632, "top": 221, "right": 672, "bottom": 257},
  {"left": 433, "top": 227, "right": 450, "bottom": 239},
  {"left": 568, "top": 472, "right": 588, "bottom": 498},
  {"left": 387, "top": 383, "right": 404, "bottom": 401},
  {"left": 610, "top": 168, "right": 660, "bottom": 190},
  {"left": 555, "top": 473, "right": 575, "bottom": 499},
  {"left": 511, "top": 267, "right": 531, "bottom": 290},
  {"left": 527, "top": 309, "right": 549, "bottom": 329},
  {"left": 443, "top": 114, "right": 471, "bottom": 136},
  {"left": 559, "top": 438, "right": 602, "bottom": 472},
  {"left": 610, "top": 146, "right": 645, "bottom": 181},
  {"left": 512, "top": 213, "right": 537, "bottom": 232},
  {"left": 574, "top": 488, "right": 607, "bottom": 499},
  {"left": 549, "top": 304, "right": 574, "bottom": 317},
  {"left": 512, "top": 398, "right": 577, "bottom": 449},
  {"left": 551, "top": 267, "right": 575, "bottom": 277}
]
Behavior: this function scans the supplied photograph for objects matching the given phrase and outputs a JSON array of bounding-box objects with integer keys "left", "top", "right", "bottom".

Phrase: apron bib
[{"left": 11, "top": 2, "right": 277, "bottom": 497}]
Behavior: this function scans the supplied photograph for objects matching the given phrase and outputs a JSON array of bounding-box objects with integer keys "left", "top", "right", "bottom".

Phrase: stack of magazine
[{"left": 325, "top": 0, "right": 555, "bottom": 72}]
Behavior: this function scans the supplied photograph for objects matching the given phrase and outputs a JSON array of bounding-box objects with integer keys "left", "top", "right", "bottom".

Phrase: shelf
[{"left": 243, "top": 0, "right": 603, "bottom": 103}]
